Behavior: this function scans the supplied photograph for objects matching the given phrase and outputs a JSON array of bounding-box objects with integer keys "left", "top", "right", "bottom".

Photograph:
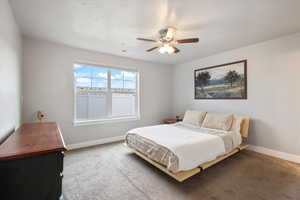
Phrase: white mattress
[{"left": 127, "top": 123, "right": 241, "bottom": 172}]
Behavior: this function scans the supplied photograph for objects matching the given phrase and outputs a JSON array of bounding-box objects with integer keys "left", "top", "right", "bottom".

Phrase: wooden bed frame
[{"left": 125, "top": 116, "right": 250, "bottom": 182}]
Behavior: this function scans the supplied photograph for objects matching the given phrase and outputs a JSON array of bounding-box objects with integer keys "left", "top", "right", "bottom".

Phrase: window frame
[{"left": 73, "top": 61, "right": 140, "bottom": 126}]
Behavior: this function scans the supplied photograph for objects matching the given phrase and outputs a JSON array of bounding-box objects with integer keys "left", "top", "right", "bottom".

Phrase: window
[{"left": 74, "top": 63, "right": 139, "bottom": 125}]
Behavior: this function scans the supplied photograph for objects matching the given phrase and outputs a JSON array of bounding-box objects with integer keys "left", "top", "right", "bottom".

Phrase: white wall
[
  {"left": 0, "top": 0, "right": 22, "bottom": 143},
  {"left": 22, "top": 38, "right": 173, "bottom": 145},
  {"left": 173, "top": 33, "right": 300, "bottom": 155}
]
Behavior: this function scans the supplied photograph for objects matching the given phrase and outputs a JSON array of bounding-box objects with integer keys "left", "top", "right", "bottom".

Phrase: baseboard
[
  {"left": 248, "top": 145, "right": 300, "bottom": 164},
  {"left": 67, "top": 135, "right": 125, "bottom": 150}
]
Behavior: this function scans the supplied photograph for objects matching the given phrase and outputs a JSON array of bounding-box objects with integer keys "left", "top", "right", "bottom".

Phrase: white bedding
[{"left": 127, "top": 124, "right": 240, "bottom": 172}]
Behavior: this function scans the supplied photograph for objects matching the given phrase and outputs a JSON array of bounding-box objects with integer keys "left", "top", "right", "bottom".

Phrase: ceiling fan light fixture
[
  {"left": 159, "top": 43, "right": 175, "bottom": 54},
  {"left": 137, "top": 27, "right": 198, "bottom": 54}
]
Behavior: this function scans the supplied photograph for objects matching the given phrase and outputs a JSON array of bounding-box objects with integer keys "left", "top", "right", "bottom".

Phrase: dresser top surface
[{"left": 0, "top": 122, "right": 66, "bottom": 161}]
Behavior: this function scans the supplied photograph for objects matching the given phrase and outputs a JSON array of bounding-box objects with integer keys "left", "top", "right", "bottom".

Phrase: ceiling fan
[{"left": 137, "top": 27, "right": 199, "bottom": 55}]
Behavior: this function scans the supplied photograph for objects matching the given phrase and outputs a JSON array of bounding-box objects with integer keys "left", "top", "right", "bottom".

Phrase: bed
[{"left": 125, "top": 112, "right": 250, "bottom": 182}]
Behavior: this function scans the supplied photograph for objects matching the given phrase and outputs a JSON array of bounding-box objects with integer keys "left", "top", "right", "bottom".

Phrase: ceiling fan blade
[
  {"left": 174, "top": 47, "right": 180, "bottom": 53},
  {"left": 147, "top": 46, "right": 159, "bottom": 52},
  {"left": 137, "top": 38, "right": 157, "bottom": 42},
  {"left": 176, "top": 38, "right": 199, "bottom": 43}
]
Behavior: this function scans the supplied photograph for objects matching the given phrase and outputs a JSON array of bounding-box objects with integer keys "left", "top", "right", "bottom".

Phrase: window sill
[{"left": 73, "top": 116, "right": 140, "bottom": 126}]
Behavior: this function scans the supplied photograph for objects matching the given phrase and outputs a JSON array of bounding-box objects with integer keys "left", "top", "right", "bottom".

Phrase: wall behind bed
[
  {"left": 172, "top": 32, "right": 300, "bottom": 156},
  {"left": 22, "top": 38, "right": 173, "bottom": 146}
]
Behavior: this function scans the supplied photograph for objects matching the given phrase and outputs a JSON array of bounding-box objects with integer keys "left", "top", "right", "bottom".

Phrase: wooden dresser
[{"left": 0, "top": 122, "right": 67, "bottom": 200}]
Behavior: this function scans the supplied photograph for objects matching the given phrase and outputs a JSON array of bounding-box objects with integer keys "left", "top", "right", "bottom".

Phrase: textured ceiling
[{"left": 10, "top": 0, "right": 300, "bottom": 64}]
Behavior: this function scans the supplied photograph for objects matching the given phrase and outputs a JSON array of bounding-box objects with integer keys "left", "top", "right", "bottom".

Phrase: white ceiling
[{"left": 10, "top": 0, "right": 300, "bottom": 64}]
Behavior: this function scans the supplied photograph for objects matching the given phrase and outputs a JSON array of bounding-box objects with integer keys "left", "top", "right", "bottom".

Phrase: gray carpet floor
[{"left": 63, "top": 142, "right": 300, "bottom": 200}]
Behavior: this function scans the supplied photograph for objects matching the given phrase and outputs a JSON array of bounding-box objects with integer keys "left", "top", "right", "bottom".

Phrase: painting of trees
[
  {"left": 224, "top": 70, "right": 241, "bottom": 87},
  {"left": 194, "top": 60, "right": 247, "bottom": 99},
  {"left": 196, "top": 71, "right": 211, "bottom": 88}
]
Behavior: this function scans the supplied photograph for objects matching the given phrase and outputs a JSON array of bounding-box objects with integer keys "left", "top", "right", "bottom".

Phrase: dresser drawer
[{"left": 0, "top": 152, "right": 64, "bottom": 200}]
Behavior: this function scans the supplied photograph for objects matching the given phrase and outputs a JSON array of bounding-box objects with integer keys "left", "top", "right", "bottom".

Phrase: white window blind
[{"left": 74, "top": 64, "right": 139, "bottom": 124}]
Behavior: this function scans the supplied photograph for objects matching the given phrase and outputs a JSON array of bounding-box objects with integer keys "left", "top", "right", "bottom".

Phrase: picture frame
[{"left": 194, "top": 60, "right": 247, "bottom": 99}]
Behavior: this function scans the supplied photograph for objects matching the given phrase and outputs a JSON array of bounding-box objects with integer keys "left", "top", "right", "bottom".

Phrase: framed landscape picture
[{"left": 194, "top": 60, "right": 247, "bottom": 99}]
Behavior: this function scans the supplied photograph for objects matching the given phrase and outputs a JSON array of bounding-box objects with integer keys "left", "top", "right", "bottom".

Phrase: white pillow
[
  {"left": 182, "top": 110, "right": 207, "bottom": 126},
  {"left": 202, "top": 113, "right": 233, "bottom": 131}
]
